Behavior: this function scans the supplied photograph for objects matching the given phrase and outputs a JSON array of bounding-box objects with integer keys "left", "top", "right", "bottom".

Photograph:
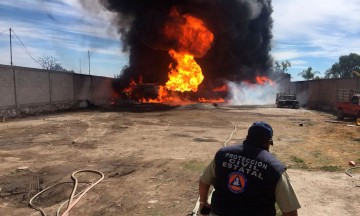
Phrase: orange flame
[
  {"left": 123, "top": 79, "right": 136, "bottom": 93},
  {"left": 140, "top": 86, "right": 193, "bottom": 105},
  {"left": 213, "top": 85, "right": 228, "bottom": 92},
  {"left": 164, "top": 8, "right": 214, "bottom": 57},
  {"left": 120, "top": 9, "right": 227, "bottom": 105},
  {"left": 165, "top": 50, "right": 204, "bottom": 92},
  {"left": 255, "top": 76, "right": 274, "bottom": 85},
  {"left": 198, "top": 97, "right": 225, "bottom": 103},
  {"left": 164, "top": 8, "right": 214, "bottom": 93}
]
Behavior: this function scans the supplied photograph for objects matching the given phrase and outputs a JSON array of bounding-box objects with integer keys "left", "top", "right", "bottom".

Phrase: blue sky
[{"left": 1, "top": 0, "right": 360, "bottom": 81}]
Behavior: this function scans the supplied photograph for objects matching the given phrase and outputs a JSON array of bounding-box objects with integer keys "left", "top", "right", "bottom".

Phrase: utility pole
[
  {"left": 10, "top": 27, "right": 17, "bottom": 107},
  {"left": 88, "top": 50, "right": 90, "bottom": 75},
  {"left": 88, "top": 50, "right": 93, "bottom": 103},
  {"left": 9, "top": 28, "right": 13, "bottom": 66},
  {"left": 79, "top": 58, "right": 82, "bottom": 74}
]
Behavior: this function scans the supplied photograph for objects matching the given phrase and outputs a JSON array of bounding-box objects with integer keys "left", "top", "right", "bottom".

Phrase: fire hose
[
  {"left": 190, "top": 126, "right": 237, "bottom": 215},
  {"left": 345, "top": 166, "right": 360, "bottom": 187},
  {"left": 29, "top": 169, "right": 104, "bottom": 216},
  {"left": 345, "top": 166, "right": 360, "bottom": 178}
]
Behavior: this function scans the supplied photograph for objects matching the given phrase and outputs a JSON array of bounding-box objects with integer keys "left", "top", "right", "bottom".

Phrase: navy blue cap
[{"left": 248, "top": 121, "right": 273, "bottom": 138}]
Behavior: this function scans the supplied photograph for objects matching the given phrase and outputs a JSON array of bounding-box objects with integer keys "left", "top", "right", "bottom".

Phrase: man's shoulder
[
  {"left": 214, "top": 144, "right": 245, "bottom": 159},
  {"left": 217, "top": 144, "right": 243, "bottom": 153}
]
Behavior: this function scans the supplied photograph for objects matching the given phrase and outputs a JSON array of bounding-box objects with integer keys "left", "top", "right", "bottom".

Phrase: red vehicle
[{"left": 336, "top": 89, "right": 360, "bottom": 120}]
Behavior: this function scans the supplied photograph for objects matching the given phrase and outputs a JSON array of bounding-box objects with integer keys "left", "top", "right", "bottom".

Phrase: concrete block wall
[
  {"left": 73, "top": 75, "right": 115, "bottom": 105},
  {"left": 73, "top": 74, "right": 92, "bottom": 102},
  {"left": 51, "top": 72, "right": 74, "bottom": 103},
  {"left": 92, "top": 76, "right": 114, "bottom": 105},
  {"left": 0, "top": 64, "right": 115, "bottom": 111},
  {"left": 290, "top": 77, "right": 360, "bottom": 111},
  {"left": 0, "top": 65, "right": 16, "bottom": 108},
  {"left": 16, "top": 67, "right": 50, "bottom": 106}
]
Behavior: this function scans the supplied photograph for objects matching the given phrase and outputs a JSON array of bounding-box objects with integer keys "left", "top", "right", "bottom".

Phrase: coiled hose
[{"left": 29, "top": 169, "right": 104, "bottom": 216}]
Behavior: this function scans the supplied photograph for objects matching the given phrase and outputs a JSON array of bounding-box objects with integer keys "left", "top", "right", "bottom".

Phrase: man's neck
[{"left": 243, "top": 140, "right": 269, "bottom": 151}]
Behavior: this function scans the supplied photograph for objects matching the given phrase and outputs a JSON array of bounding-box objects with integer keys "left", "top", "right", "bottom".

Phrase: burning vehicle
[{"left": 121, "top": 81, "right": 160, "bottom": 102}]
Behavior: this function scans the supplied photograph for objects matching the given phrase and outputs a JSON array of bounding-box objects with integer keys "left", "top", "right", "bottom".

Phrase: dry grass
[{"left": 274, "top": 118, "right": 359, "bottom": 171}]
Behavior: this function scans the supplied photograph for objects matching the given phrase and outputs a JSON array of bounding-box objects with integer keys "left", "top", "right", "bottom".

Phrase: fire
[
  {"left": 139, "top": 86, "right": 192, "bottom": 105},
  {"left": 122, "top": 79, "right": 136, "bottom": 93},
  {"left": 213, "top": 85, "right": 228, "bottom": 92},
  {"left": 255, "top": 75, "right": 274, "bottom": 85},
  {"left": 120, "top": 75, "right": 273, "bottom": 105},
  {"left": 164, "top": 8, "right": 214, "bottom": 57},
  {"left": 165, "top": 50, "right": 204, "bottom": 92},
  {"left": 118, "top": 9, "right": 275, "bottom": 106},
  {"left": 243, "top": 76, "right": 274, "bottom": 86},
  {"left": 198, "top": 97, "right": 225, "bottom": 103},
  {"left": 164, "top": 8, "right": 214, "bottom": 93}
]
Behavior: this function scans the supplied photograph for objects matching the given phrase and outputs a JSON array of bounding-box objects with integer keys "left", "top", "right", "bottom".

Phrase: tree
[
  {"left": 38, "top": 55, "right": 58, "bottom": 70},
  {"left": 38, "top": 55, "right": 74, "bottom": 72},
  {"left": 274, "top": 60, "right": 291, "bottom": 73},
  {"left": 52, "top": 63, "right": 70, "bottom": 72},
  {"left": 324, "top": 53, "right": 360, "bottom": 78},
  {"left": 298, "top": 67, "right": 320, "bottom": 80}
]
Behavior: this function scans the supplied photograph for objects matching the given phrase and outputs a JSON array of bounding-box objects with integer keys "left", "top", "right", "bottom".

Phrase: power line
[
  {"left": 0, "top": 29, "right": 9, "bottom": 35},
  {"left": 10, "top": 29, "right": 42, "bottom": 67},
  {"left": 5, "top": 28, "right": 88, "bottom": 73},
  {"left": 11, "top": 29, "right": 41, "bottom": 66}
]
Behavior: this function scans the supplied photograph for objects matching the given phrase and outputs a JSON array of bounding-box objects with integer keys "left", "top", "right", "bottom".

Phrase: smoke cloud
[
  {"left": 227, "top": 81, "right": 278, "bottom": 105},
  {"left": 96, "top": 0, "right": 274, "bottom": 90}
]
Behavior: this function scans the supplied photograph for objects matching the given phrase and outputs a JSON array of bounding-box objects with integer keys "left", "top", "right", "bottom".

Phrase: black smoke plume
[{"left": 99, "top": 0, "right": 274, "bottom": 91}]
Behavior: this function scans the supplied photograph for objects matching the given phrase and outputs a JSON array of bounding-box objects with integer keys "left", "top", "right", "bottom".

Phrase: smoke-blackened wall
[{"left": 98, "top": 0, "right": 274, "bottom": 89}]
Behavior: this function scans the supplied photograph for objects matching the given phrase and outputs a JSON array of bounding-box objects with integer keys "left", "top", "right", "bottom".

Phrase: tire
[{"left": 336, "top": 109, "right": 344, "bottom": 120}]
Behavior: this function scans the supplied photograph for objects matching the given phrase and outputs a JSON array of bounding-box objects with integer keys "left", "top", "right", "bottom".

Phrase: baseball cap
[{"left": 248, "top": 121, "right": 273, "bottom": 141}]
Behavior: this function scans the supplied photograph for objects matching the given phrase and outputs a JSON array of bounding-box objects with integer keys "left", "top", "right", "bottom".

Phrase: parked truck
[
  {"left": 275, "top": 92, "right": 299, "bottom": 109},
  {"left": 335, "top": 89, "right": 360, "bottom": 120}
]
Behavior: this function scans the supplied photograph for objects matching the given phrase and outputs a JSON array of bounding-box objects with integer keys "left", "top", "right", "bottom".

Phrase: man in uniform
[{"left": 198, "top": 121, "right": 300, "bottom": 216}]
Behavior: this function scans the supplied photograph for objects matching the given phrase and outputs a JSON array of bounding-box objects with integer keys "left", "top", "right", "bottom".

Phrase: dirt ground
[{"left": 0, "top": 104, "right": 359, "bottom": 216}]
